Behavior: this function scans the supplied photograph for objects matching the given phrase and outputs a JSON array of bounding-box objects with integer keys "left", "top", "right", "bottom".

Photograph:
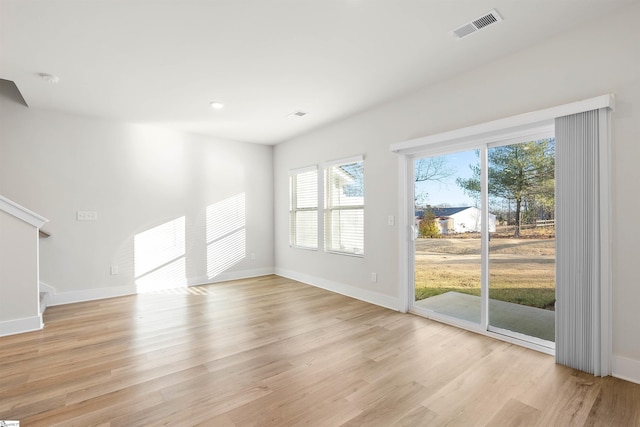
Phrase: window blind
[
  {"left": 325, "top": 158, "right": 364, "bottom": 255},
  {"left": 555, "top": 108, "right": 611, "bottom": 376},
  {"left": 289, "top": 167, "right": 318, "bottom": 249}
]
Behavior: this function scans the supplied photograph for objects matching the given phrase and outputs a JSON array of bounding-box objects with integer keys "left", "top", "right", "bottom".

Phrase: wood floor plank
[
  {"left": 391, "top": 405, "right": 439, "bottom": 427},
  {"left": 584, "top": 376, "right": 640, "bottom": 426},
  {"left": 0, "top": 275, "right": 639, "bottom": 426},
  {"left": 485, "top": 398, "right": 541, "bottom": 426}
]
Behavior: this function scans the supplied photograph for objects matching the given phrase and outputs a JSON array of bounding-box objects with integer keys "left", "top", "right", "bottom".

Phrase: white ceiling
[{"left": 0, "top": 0, "right": 635, "bottom": 145}]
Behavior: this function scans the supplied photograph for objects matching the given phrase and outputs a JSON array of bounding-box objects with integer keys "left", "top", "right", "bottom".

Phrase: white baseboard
[
  {"left": 275, "top": 268, "right": 400, "bottom": 312},
  {"left": 188, "top": 267, "right": 276, "bottom": 286},
  {"left": 50, "top": 285, "right": 137, "bottom": 306},
  {"left": 0, "top": 315, "right": 43, "bottom": 337},
  {"left": 45, "top": 268, "right": 276, "bottom": 306},
  {"left": 612, "top": 355, "right": 640, "bottom": 385}
]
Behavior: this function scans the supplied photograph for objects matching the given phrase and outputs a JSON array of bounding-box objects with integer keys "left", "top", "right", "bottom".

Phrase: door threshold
[{"left": 410, "top": 306, "right": 555, "bottom": 356}]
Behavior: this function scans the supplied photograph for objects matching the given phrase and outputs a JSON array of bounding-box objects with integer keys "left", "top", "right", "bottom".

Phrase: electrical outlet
[
  {"left": 371, "top": 272, "right": 377, "bottom": 283},
  {"left": 110, "top": 266, "right": 119, "bottom": 275},
  {"left": 77, "top": 211, "right": 98, "bottom": 221},
  {"left": 388, "top": 215, "right": 395, "bottom": 226}
]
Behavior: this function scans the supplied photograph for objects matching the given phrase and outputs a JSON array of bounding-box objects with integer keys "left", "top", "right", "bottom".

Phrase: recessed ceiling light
[
  {"left": 38, "top": 72, "right": 60, "bottom": 84},
  {"left": 209, "top": 101, "right": 225, "bottom": 110}
]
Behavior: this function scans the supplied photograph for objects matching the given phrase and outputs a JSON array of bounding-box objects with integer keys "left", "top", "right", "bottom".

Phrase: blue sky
[{"left": 415, "top": 150, "right": 478, "bottom": 207}]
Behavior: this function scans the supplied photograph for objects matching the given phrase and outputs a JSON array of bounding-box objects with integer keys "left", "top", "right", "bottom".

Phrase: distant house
[{"left": 416, "top": 206, "right": 496, "bottom": 234}]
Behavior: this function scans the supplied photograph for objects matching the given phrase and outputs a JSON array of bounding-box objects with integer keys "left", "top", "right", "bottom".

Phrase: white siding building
[{"left": 420, "top": 207, "right": 496, "bottom": 234}]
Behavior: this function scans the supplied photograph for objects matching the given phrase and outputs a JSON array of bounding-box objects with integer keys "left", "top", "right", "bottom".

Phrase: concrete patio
[{"left": 415, "top": 291, "right": 555, "bottom": 342}]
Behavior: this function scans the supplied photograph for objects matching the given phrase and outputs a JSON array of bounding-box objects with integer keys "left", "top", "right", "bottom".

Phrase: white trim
[
  {"left": 390, "top": 94, "right": 614, "bottom": 155},
  {"left": 324, "top": 249, "right": 364, "bottom": 258},
  {"left": 403, "top": 122, "right": 555, "bottom": 158},
  {"left": 612, "top": 355, "right": 640, "bottom": 385},
  {"left": 275, "top": 268, "right": 400, "bottom": 312},
  {"left": 288, "top": 164, "right": 317, "bottom": 175},
  {"left": 190, "top": 267, "right": 276, "bottom": 286},
  {"left": 48, "top": 268, "right": 277, "bottom": 306},
  {"left": 323, "top": 154, "right": 364, "bottom": 168},
  {"left": 487, "top": 128, "right": 555, "bottom": 150},
  {"left": 0, "top": 315, "right": 43, "bottom": 337},
  {"left": 599, "top": 107, "right": 613, "bottom": 376},
  {"left": 289, "top": 244, "right": 318, "bottom": 251},
  {"left": 488, "top": 324, "right": 555, "bottom": 351},
  {"left": 50, "top": 285, "right": 137, "bottom": 306},
  {"left": 398, "top": 155, "right": 411, "bottom": 313},
  {"left": 480, "top": 147, "right": 489, "bottom": 329},
  {"left": 0, "top": 194, "right": 48, "bottom": 228}
]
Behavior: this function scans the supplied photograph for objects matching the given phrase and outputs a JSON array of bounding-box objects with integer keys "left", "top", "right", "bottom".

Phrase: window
[
  {"left": 289, "top": 166, "right": 318, "bottom": 249},
  {"left": 325, "top": 156, "right": 364, "bottom": 256}
]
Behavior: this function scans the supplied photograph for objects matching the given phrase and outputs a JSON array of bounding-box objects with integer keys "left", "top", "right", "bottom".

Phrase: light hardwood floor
[{"left": 1, "top": 275, "right": 639, "bottom": 426}]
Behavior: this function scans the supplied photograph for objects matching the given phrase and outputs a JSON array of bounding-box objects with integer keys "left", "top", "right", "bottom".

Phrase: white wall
[
  {"left": 274, "top": 120, "right": 401, "bottom": 310},
  {"left": 274, "top": 3, "right": 640, "bottom": 378},
  {"left": 0, "top": 95, "right": 274, "bottom": 303},
  {"left": 0, "top": 212, "right": 41, "bottom": 334}
]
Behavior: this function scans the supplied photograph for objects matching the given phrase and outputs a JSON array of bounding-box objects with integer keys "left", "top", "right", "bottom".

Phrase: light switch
[{"left": 77, "top": 211, "right": 98, "bottom": 221}]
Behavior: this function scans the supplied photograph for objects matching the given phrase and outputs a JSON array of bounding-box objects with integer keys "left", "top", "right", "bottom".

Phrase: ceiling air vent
[
  {"left": 450, "top": 9, "right": 503, "bottom": 39},
  {"left": 288, "top": 110, "right": 309, "bottom": 118}
]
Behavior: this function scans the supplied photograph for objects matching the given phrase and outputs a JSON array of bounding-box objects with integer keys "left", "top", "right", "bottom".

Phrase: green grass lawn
[{"left": 415, "top": 236, "right": 556, "bottom": 310}]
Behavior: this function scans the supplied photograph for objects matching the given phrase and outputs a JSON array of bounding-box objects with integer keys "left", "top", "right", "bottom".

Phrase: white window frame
[
  {"left": 289, "top": 165, "right": 318, "bottom": 250},
  {"left": 324, "top": 155, "right": 365, "bottom": 257}
]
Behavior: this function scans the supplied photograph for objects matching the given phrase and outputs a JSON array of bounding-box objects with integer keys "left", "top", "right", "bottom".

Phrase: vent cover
[
  {"left": 450, "top": 9, "right": 503, "bottom": 39},
  {"left": 288, "top": 110, "right": 309, "bottom": 118}
]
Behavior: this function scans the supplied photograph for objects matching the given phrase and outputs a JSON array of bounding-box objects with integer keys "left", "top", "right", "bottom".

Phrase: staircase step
[{"left": 39, "top": 291, "right": 47, "bottom": 314}]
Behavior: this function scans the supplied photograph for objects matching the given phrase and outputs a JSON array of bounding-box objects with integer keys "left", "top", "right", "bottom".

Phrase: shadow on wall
[
  {"left": 134, "top": 215, "right": 187, "bottom": 292},
  {"left": 206, "top": 193, "right": 246, "bottom": 279},
  {"left": 132, "top": 193, "right": 246, "bottom": 294}
]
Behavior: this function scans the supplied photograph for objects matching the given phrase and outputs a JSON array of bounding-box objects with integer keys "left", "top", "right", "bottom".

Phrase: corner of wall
[
  {"left": 0, "top": 315, "right": 43, "bottom": 338},
  {"left": 274, "top": 267, "right": 400, "bottom": 312},
  {"left": 612, "top": 355, "right": 640, "bottom": 385}
]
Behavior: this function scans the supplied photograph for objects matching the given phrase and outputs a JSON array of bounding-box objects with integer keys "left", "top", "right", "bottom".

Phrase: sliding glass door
[
  {"left": 487, "top": 140, "right": 556, "bottom": 343},
  {"left": 413, "top": 150, "right": 482, "bottom": 326},
  {"left": 410, "top": 139, "right": 556, "bottom": 348}
]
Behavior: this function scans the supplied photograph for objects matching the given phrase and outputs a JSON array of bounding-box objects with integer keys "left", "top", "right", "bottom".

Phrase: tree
[
  {"left": 456, "top": 139, "right": 555, "bottom": 237},
  {"left": 415, "top": 156, "right": 454, "bottom": 183},
  {"left": 419, "top": 210, "right": 441, "bottom": 238},
  {"left": 414, "top": 156, "right": 454, "bottom": 206}
]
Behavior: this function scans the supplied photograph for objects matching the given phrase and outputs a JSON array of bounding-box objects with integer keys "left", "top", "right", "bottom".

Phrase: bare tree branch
[{"left": 415, "top": 157, "right": 454, "bottom": 183}]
